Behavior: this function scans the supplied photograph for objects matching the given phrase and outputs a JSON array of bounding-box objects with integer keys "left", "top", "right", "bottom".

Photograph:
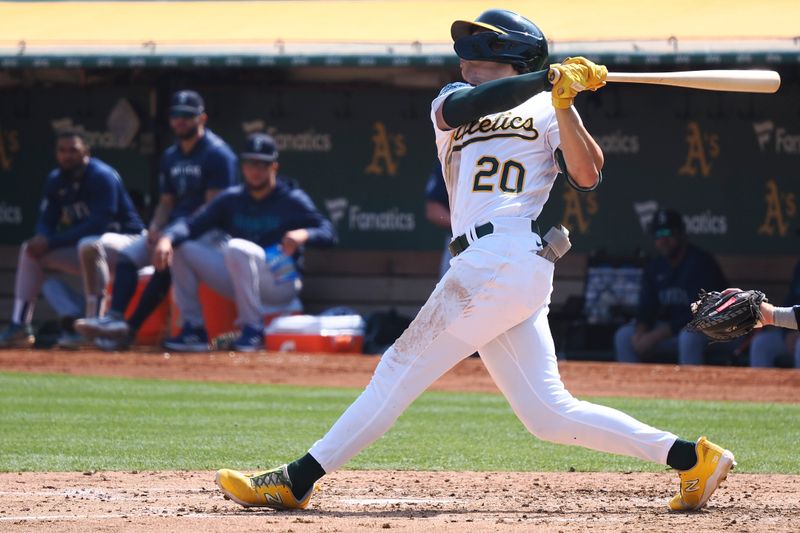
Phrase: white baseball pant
[{"left": 309, "top": 217, "right": 678, "bottom": 473}]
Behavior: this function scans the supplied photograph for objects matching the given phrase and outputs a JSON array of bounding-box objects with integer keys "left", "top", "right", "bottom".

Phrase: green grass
[{"left": 0, "top": 372, "right": 797, "bottom": 473}]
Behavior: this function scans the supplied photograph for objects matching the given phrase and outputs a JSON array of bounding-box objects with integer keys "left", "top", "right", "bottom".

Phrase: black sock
[
  {"left": 667, "top": 439, "right": 698, "bottom": 471},
  {"left": 286, "top": 453, "right": 325, "bottom": 500},
  {"left": 110, "top": 260, "right": 139, "bottom": 315},
  {"left": 128, "top": 269, "right": 171, "bottom": 331}
]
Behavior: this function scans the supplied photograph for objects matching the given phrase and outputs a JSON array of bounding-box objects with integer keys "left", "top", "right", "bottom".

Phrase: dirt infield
[
  {"left": 1, "top": 349, "right": 799, "bottom": 402},
  {"left": 2, "top": 470, "right": 799, "bottom": 532},
  {"left": 1, "top": 350, "right": 799, "bottom": 531}
]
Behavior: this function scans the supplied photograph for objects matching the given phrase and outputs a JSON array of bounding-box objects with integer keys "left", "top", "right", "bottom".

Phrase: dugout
[{"left": 1, "top": 1, "right": 799, "bottom": 357}]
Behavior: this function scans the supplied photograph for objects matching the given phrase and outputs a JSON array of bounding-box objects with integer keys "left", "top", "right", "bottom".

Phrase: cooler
[{"left": 265, "top": 314, "right": 365, "bottom": 354}]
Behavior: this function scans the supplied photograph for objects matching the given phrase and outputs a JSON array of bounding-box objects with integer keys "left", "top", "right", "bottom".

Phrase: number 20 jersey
[{"left": 430, "top": 82, "right": 561, "bottom": 238}]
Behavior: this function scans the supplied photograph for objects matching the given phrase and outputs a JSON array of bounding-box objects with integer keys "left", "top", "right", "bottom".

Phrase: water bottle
[{"left": 264, "top": 244, "right": 300, "bottom": 284}]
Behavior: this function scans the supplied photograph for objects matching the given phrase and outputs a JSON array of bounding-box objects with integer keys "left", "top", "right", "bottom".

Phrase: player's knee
[
  {"left": 517, "top": 389, "right": 580, "bottom": 443},
  {"left": 78, "top": 236, "right": 103, "bottom": 259},
  {"left": 223, "top": 239, "right": 261, "bottom": 269},
  {"left": 525, "top": 415, "right": 569, "bottom": 443},
  {"left": 224, "top": 238, "right": 259, "bottom": 257}
]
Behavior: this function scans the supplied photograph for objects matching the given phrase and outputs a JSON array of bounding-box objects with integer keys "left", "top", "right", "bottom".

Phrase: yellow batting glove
[
  {"left": 563, "top": 56, "right": 607, "bottom": 91},
  {"left": 548, "top": 62, "right": 588, "bottom": 109}
]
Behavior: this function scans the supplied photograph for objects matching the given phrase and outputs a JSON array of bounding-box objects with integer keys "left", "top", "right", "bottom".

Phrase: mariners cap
[
  {"left": 169, "top": 90, "right": 205, "bottom": 117},
  {"left": 650, "top": 208, "right": 685, "bottom": 238},
  {"left": 241, "top": 133, "right": 279, "bottom": 163}
]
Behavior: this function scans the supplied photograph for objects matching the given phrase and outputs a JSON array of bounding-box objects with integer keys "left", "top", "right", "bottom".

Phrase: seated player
[
  {"left": 748, "top": 261, "right": 800, "bottom": 368},
  {"left": 614, "top": 209, "right": 730, "bottom": 365},
  {"left": 75, "top": 90, "right": 237, "bottom": 350},
  {"left": 153, "top": 133, "right": 336, "bottom": 352},
  {"left": 0, "top": 130, "right": 144, "bottom": 348}
]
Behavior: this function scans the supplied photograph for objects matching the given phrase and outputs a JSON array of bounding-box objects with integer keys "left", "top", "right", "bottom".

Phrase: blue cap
[
  {"left": 169, "top": 90, "right": 205, "bottom": 116},
  {"left": 241, "top": 133, "right": 279, "bottom": 162}
]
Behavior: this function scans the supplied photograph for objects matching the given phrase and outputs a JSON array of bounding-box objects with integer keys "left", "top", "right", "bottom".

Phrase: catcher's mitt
[{"left": 686, "top": 289, "right": 767, "bottom": 341}]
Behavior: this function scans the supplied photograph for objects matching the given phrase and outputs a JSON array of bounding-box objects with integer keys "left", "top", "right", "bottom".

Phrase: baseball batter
[{"left": 216, "top": 9, "right": 735, "bottom": 512}]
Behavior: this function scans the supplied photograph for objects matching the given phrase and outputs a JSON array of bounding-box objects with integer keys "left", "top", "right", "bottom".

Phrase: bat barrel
[{"left": 605, "top": 70, "right": 781, "bottom": 94}]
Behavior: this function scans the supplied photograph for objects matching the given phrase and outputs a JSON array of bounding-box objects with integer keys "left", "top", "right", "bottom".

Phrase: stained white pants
[{"left": 309, "top": 217, "right": 677, "bottom": 472}]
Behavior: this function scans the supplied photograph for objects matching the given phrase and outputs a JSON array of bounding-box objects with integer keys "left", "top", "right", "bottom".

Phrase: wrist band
[{"left": 772, "top": 306, "right": 798, "bottom": 330}]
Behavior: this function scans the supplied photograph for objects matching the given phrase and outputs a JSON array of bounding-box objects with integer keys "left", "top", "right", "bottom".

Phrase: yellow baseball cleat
[
  {"left": 669, "top": 436, "right": 736, "bottom": 511},
  {"left": 215, "top": 465, "right": 315, "bottom": 510}
]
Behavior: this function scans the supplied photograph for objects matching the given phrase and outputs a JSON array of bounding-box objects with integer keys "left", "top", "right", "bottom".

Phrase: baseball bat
[
  {"left": 549, "top": 69, "right": 780, "bottom": 94},
  {"left": 605, "top": 70, "right": 780, "bottom": 93}
]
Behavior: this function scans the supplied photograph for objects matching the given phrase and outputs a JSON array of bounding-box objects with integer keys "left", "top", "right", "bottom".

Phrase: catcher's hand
[
  {"left": 686, "top": 289, "right": 767, "bottom": 341},
  {"left": 548, "top": 56, "right": 607, "bottom": 109}
]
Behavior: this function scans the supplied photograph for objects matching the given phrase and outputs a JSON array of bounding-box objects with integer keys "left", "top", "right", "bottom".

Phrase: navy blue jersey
[
  {"left": 637, "top": 244, "right": 728, "bottom": 333},
  {"left": 159, "top": 129, "right": 237, "bottom": 221},
  {"left": 169, "top": 179, "right": 336, "bottom": 263},
  {"left": 36, "top": 158, "right": 145, "bottom": 249},
  {"left": 424, "top": 161, "right": 449, "bottom": 209}
]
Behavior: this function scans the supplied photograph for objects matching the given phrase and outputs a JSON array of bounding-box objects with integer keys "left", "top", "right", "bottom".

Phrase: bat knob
[{"left": 547, "top": 67, "right": 561, "bottom": 85}]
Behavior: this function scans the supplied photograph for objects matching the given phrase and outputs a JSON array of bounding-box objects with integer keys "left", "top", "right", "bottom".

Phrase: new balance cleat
[
  {"left": 669, "top": 436, "right": 735, "bottom": 511},
  {"left": 215, "top": 465, "right": 314, "bottom": 510}
]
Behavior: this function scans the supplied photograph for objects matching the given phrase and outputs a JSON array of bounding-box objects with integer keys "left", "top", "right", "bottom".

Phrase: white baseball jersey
[{"left": 430, "top": 82, "right": 561, "bottom": 237}]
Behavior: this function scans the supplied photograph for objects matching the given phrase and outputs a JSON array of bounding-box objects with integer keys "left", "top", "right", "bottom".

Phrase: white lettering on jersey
[{"left": 430, "top": 86, "right": 560, "bottom": 237}]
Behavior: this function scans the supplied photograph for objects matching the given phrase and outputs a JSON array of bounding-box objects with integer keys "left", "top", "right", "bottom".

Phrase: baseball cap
[
  {"left": 649, "top": 208, "right": 685, "bottom": 238},
  {"left": 169, "top": 90, "right": 205, "bottom": 117},
  {"left": 240, "top": 133, "right": 279, "bottom": 162}
]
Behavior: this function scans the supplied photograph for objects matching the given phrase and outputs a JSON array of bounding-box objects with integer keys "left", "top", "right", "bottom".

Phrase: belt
[{"left": 448, "top": 219, "right": 538, "bottom": 258}]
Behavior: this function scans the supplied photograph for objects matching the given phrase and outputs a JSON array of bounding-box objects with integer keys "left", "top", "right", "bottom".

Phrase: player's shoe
[
  {"left": 215, "top": 465, "right": 314, "bottom": 509},
  {"left": 75, "top": 315, "right": 129, "bottom": 339},
  {"left": 0, "top": 323, "right": 35, "bottom": 348},
  {"left": 163, "top": 323, "right": 209, "bottom": 352},
  {"left": 669, "top": 436, "right": 736, "bottom": 511},
  {"left": 232, "top": 325, "right": 265, "bottom": 352}
]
